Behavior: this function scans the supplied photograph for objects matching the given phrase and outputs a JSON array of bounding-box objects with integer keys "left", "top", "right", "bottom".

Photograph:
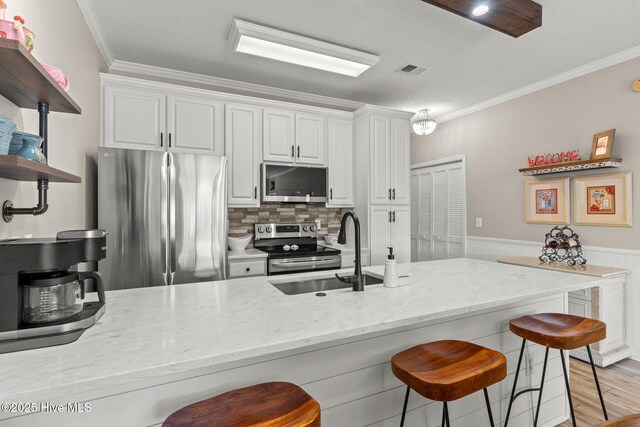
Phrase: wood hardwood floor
[{"left": 556, "top": 357, "right": 640, "bottom": 426}]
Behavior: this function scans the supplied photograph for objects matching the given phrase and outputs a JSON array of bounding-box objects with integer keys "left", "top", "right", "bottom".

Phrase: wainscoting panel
[{"left": 466, "top": 236, "right": 640, "bottom": 362}]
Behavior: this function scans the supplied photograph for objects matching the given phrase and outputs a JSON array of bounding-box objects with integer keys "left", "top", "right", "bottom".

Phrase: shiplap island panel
[{"left": 0, "top": 259, "right": 610, "bottom": 426}]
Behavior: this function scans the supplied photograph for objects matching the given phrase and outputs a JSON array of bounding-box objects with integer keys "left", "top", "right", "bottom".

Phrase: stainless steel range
[{"left": 254, "top": 223, "right": 341, "bottom": 275}]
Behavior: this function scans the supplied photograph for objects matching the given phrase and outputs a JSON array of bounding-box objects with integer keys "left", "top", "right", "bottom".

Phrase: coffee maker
[{"left": 0, "top": 230, "right": 107, "bottom": 354}]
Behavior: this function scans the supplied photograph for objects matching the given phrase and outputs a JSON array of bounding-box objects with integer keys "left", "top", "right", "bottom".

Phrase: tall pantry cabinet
[{"left": 353, "top": 107, "right": 413, "bottom": 265}]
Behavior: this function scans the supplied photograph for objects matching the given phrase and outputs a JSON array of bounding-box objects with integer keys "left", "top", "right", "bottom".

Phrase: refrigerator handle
[
  {"left": 168, "top": 153, "right": 177, "bottom": 284},
  {"left": 160, "top": 153, "right": 169, "bottom": 285}
]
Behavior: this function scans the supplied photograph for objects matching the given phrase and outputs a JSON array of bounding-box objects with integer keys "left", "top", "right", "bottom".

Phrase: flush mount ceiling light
[
  {"left": 421, "top": 0, "right": 542, "bottom": 38},
  {"left": 228, "top": 19, "right": 379, "bottom": 77},
  {"left": 411, "top": 109, "right": 437, "bottom": 136},
  {"left": 472, "top": 4, "right": 490, "bottom": 16}
]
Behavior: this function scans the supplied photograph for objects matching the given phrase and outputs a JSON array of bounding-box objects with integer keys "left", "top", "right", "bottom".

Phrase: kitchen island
[{"left": 0, "top": 259, "right": 613, "bottom": 427}]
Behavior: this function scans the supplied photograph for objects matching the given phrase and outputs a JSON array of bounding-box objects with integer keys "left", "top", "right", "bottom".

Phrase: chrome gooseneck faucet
[{"left": 335, "top": 211, "right": 364, "bottom": 291}]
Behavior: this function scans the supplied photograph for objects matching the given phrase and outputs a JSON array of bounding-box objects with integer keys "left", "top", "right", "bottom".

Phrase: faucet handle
[{"left": 335, "top": 273, "right": 355, "bottom": 284}]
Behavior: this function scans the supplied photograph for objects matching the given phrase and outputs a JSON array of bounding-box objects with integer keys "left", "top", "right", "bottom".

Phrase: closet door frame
[{"left": 410, "top": 155, "right": 467, "bottom": 260}]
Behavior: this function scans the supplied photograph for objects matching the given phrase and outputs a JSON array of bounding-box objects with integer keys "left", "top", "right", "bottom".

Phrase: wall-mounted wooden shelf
[
  {"left": 0, "top": 156, "right": 81, "bottom": 183},
  {"left": 519, "top": 158, "right": 622, "bottom": 176},
  {"left": 0, "top": 39, "right": 81, "bottom": 114}
]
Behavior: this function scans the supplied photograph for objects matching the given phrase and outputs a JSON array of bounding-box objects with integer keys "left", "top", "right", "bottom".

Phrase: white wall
[{"left": 0, "top": 0, "right": 105, "bottom": 238}]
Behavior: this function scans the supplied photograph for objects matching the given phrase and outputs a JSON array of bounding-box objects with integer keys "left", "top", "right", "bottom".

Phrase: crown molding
[
  {"left": 75, "top": 0, "right": 114, "bottom": 67},
  {"left": 109, "top": 60, "right": 365, "bottom": 111},
  {"left": 438, "top": 44, "right": 640, "bottom": 124},
  {"left": 100, "top": 73, "right": 355, "bottom": 118},
  {"left": 354, "top": 105, "right": 414, "bottom": 120}
]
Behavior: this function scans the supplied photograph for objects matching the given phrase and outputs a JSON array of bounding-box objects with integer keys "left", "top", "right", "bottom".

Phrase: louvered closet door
[{"left": 410, "top": 161, "right": 465, "bottom": 261}]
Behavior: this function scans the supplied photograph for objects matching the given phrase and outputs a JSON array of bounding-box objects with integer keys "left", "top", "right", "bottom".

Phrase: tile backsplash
[{"left": 228, "top": 204, "right": 342, "bottom": 247}]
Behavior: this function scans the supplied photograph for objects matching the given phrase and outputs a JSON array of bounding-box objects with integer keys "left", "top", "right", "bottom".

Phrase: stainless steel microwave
[{"left": 261, "top": 163, "right": 327, "bottom": 203}]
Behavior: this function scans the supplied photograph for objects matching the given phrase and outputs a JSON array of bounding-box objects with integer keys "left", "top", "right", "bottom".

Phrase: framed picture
[
  {"left": 590, "top": 129, "right": 615, "bottom": 160},
  {"left": 574, "top": 172, "right": 632, "bottom": 227},
  {"left": 525, "top": 178, "right": 570, "bottom": 224}
]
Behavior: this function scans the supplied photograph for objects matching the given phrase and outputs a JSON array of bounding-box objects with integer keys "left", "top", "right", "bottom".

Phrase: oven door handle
[{"left": 271, "top": 257, "right": 340, "bottom": 267}]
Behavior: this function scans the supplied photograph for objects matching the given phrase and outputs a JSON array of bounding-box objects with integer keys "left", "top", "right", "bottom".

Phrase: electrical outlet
[{"left": 475, "top": 218, "right": 483, "bottom": 228}]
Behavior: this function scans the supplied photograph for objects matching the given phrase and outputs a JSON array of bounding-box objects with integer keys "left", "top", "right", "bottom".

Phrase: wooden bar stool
[
  {"left": 392, "top": 340, "right": 507, "bottom": 426},
  {"left": 162, "top": 382, "right": 320, "bottom": 427},
  {"left": 504, "top": 313, "right": 607, "bottom": 427},
  {"left": 596, "top": 414, "right": 640, "bottom": 427}
]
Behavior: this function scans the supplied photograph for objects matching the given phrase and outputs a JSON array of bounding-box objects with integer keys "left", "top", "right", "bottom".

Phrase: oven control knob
[
  {"left": 266, "top": 226, "right": 273, "bottom": 233},
  {"left": 257, "top": 226, "right": 264, "bottom": 233},
  {"left": 309, "top": 225, "right": 316, "bottom": 232},
  {"left": 303, "top": 226, "right": 308, "bottom": 232}
]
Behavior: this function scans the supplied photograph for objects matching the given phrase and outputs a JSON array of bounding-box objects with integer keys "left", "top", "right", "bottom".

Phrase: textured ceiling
[{"left": 85, "top": 0, "right": 640, "bottom": 117}]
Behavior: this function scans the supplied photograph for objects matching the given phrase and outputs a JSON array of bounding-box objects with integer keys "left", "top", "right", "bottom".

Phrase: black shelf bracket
[{"left": 2, "top": 102, "right": 50, "bottom": 223}]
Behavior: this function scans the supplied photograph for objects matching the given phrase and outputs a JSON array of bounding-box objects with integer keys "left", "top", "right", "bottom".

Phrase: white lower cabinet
[
  {"left": 228, "top": 258, "right": 267, "bottom": 278},
  {"left": 225, "top": 103, "right": 262, "bottom": 207},
  {"left": 370, "top": 206, "right": 410, "bottom": 266},
  {"left": 567, "top": 274, "right": 629, "bottom": 366},
  {"left": 340, "top": 251, "right": 370, "bottom": 269}
]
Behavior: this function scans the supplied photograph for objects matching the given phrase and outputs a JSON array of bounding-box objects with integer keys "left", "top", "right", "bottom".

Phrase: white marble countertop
[
  {"left": 227, "top": 248, "right": 268, "bottom": 260},
  {"left": 0, "top": 259, "right": 607, "bottom": 403}
]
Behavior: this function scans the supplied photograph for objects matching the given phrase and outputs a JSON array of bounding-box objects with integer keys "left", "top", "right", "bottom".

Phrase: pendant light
[{"left": 411, "top": 109, "right": 437, "bottom": 135}]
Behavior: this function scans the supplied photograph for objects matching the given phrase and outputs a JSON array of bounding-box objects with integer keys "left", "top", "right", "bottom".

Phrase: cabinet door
[
  {"left": 327, "top": 118, "right": 353, "bottom": 207},
  {"left": 369, "top": 206, "right": 392, "bottom": 266},
  {"left": 390, "top": 118, "right": 410, "bottom": 204},
  {"left": 263, "top": 108, "right": 295, "bottom": 163},
  {"left": 295, "top": 113, "right": 326, "bottom": 165},
  {"left": 370, "top": 115, "right": 391, "bottom": 204},
  {"left": 103, "top": 85, "right": 165, "bottom": 150},
  {"left": 391, "top": 207, "right": 411, "bottom": 263},
  {"left": 167, "top": 95, "right": 223, "bottom": 155},
  {"left": 226, "top": 103, "right": 262, "bottom": 207}
]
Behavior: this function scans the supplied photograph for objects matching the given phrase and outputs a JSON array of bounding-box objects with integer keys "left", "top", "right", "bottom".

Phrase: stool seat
[
  {"left": 391, "top": 340, "right": 507, "bottom": 402},
  {"left": 596, "top": 414, "right": 640, "bottom": 427},
  {"left": 510, "top": 313, "right": 606, "bottom": 350},
  {"left": 162, "top": 382, "right": 320, "bottom": 427}
]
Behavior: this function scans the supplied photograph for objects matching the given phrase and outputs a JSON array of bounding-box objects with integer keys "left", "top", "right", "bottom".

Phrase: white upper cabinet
[
  {"left": 263, "top": 109, "right": 327, "bottom": 166},
  {"left": 369, "top": 115, "right": 409, "bottom": 205},
  {"left": 389, "top": 118, "right": 410, "bottom": 204},
  {"left": 103, "top": 80, "right": 223, "bottom": 155},
  {"left": 295, "top": 113, "right": 325, "bottom": 165},
  {"left": 226, "top": 103, "right": 262, "bottom": 207},
  {"left": 103, "top": 85, "right": 166, "bottom": 151},
  {"left": 370, "top": 115, "right": 392, "bottom": 204},
  {"left": 263, "top": 108, "right": 296, "bottom": 163},
  {"left": 327, "top": 118, "right": 354, "bottom": 207},
  {"left": 167, "top": 95, "right": 223, "bottom": 155}
]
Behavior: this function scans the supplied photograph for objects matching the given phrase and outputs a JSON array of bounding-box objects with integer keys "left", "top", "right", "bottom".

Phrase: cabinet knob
[{"left": 246, "top": 267, "right": 251, "bottom": 272}]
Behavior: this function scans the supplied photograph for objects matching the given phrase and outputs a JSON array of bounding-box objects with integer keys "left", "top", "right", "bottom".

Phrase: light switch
[{"left": 475, "top": 218, "right": 483, "bottom": 228}]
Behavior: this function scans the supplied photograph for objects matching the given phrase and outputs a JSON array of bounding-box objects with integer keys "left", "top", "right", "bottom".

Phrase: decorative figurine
[
  {"left": 539, "top": 226, "right": 587, "bottom": 266},
  {"left": 528, "top": 150, "right": 581, "bottom": 167}
]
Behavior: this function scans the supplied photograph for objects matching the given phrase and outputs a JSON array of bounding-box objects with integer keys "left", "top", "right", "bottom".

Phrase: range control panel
[{"left": 254, "top": 223, "right": 317, "bottom": 240}]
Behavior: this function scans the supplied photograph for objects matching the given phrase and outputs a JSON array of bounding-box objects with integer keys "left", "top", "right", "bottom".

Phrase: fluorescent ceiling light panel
[{"left": 229, "top": 19, "right": 379, "bottom": 77}]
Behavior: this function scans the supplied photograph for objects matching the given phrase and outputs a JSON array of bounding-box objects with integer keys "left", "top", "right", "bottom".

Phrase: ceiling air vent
[{"left": 396, "top": 63, "right": 428, "bottom": 76}]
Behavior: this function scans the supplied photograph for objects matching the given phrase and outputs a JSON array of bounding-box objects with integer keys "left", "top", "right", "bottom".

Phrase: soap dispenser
[{"left": 384, "top": 247, "right": 398, "bottom": 288}]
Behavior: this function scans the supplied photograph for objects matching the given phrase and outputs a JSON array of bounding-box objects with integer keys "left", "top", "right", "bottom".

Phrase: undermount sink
[{"left": 270, "top": 274, "right": 383, "bottom": 295}]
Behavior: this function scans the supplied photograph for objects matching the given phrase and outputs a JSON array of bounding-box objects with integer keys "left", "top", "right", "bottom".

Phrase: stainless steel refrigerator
[{"left": 98, "top": 147, "right": 228, "bottom": 290}]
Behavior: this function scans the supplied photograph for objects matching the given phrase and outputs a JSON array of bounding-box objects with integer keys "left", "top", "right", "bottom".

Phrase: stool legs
[
  {"left": 533, "top": 347, "right": 550, "bottom": 426},
  {"left": 504, "top": 338, "right": 527, "bottom": 427},
  {"left": 483, "top": 388, "right": 496, "bottom": 427},
  {"left": 587, "top": 345, "right": 608, "bottom": 420},
  {"left": 399, "top": 386, "right": 410, "bottom": 427},
  {"left": 560, "top": 349, "right": 577, "bottom": 426},
  {"left": 441, "top": 402, "right": 450, "bottom": 427}
]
